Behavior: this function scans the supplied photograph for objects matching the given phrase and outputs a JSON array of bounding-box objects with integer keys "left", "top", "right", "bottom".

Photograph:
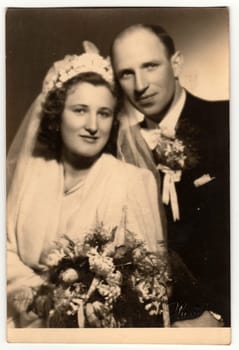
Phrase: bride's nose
[{"left": 85, "top": 112, "right": 98, "bottom": 135}]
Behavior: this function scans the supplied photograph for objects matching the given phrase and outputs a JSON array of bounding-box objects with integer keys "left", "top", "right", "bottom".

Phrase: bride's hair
[{"left": 37, "top": 71, "right": 119, "bottom": 159}]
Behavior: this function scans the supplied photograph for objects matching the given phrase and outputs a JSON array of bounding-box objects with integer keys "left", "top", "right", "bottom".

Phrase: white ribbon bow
[
  {"left": 140, "top": 127, "right": 181, "bottom": 221},
  {"left": 157, "top": 164, "right": 182, "bottom": 221}
]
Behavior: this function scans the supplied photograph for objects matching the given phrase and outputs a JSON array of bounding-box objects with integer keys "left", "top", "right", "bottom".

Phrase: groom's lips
[{"left": 137, "top": 93, "right": 157, "bottom": 105}]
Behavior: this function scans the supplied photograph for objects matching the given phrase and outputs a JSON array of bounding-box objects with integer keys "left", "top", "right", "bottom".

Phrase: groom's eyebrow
[{"left": 117, "top": 60, "right": 161, "bottom": 77}]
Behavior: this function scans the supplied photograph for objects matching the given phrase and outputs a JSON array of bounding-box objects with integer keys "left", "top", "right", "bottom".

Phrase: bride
[{"left": 7, "top": 42, "right": 166, "bottom": 328}]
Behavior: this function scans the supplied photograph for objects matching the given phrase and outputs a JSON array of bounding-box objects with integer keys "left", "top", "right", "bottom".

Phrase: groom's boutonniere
[
  {"left": 154, "top": 125, "right": 199, "bottom": 171},
  {"left": 155, "top": 130, "right": 186, "bottom": 171},
  {"left": 154, "top": 126, "right": 199, "bottom": 221}
]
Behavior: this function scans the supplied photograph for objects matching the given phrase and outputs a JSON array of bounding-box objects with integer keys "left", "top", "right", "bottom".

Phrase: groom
[{"left": 111, "top": 24, "right": 230, "bottom": 326}]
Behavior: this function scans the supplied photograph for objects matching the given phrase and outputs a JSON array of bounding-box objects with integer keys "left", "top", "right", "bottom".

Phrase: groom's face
[{"left": 112, "top": 27, "right": 180, "bottom": 120}]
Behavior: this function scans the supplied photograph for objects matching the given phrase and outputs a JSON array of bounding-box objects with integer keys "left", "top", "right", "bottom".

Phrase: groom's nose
[{"left": 134, "top": 71, "right": 149, "bottom": 97}]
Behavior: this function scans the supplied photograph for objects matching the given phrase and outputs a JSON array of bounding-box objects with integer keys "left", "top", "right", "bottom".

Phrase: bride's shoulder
[{"left": 103, "top": 154, "right": 154, "bottom": 181}]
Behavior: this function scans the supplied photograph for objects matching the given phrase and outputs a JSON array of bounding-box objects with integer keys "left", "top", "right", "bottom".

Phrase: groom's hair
[{"left": 110, "top": 23, "right": 176, "bottom": 60}]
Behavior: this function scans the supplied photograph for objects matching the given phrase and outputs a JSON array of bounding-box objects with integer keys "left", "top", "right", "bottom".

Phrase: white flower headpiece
[{"left": 42, "top": 41, "right": 114, "bottom": 95}]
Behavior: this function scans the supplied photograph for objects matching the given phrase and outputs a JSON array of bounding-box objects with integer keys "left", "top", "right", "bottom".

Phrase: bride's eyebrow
[{"left": 68, "top": 103, "right": 88, "bottom": 108}]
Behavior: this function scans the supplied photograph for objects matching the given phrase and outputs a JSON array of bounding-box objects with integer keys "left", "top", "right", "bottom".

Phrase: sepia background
[{"left": 6, "top": 7, "right": 229, "bottom": 151}]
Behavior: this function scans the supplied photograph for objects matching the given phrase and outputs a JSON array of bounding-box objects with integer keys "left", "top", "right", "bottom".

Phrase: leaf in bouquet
[
  {"left": 54, "top": 235, "right": 79, "bottom": 258},
  {"left": 114, "top": 245, "right": 128, "bottom": 260},
  {"left": 85, "top": 301, "right": 118, "bottom": 328},
  {"left": 92, "top": 301, "right": 106, "bottom": 318},
  {"left": 63, "top": 235, "right": 76, "bottom": 258},
  {"left": 41, "top": 248, "right": 65, "bottom": 268},
  {"left": 135, "top": 251, "right": 169, "bottom": 280},
  {"left": 102, "top": 241, "right": 116, "bottom": 257},
  {"left": 52, "top": 285, "right": 72, "bottom": 307},
  {"left": 83, "top": 221, "right": 125, "bottom": 255},
  {"left": 76, "top": 299, "right": 85, "bottom": 327},
  {"left": 11, "top": 287, "right": 34, "bottom": 313},
  {"left": 89, "top": 254, "right": 115, "bottom": 278},
  {"left": 85, "top": 302, "right": 102, "bottom": 327},
  {"left": 46, "top": 254, "right": 84, "bottom": 285},
  {"left": 132, "top": 246, "right": 147, "bottom": 263},
  {"left": 124, "top": 229, "right": 139, "bottom": 248},
  {"left": 47, "top": 260, "right": 72, "bottom": 284},
  {"left": 62, "top": 234, "right": 77, "bottom": 248},
  {"left": 114, "top": 232, "right": 144, "bottom": 264},
  {"left": 33, "top": 294, "right": 54, "bottom": 318},
  {"left": 105, "top": 270, "right": 122, "bottom": 286},
  {"left": 134, "top": 280, "right": 151, "bottom": 300},
  {"left": 102, "top": 313, "right": 118, "bottom": 328},
  {"left": 109, "top": 226, "right": 117, "bottom": 242},
  {"left": 85, "top": 276, "right": 101, "bottom": 300},
  {"left": 47, "top": 309, "right": 71, "bottom": 328},
  {"left": 54, "top": 236, "right": 70, "bottom": 249},
  {"left": 97, "top": 282, "right": 121, "bottom": 307},
  {"left": 73, "top": 241, "right": 87, "bottom": 257},
  {"left": 75, "top": 264, "right": 95, "bottom": 288}
]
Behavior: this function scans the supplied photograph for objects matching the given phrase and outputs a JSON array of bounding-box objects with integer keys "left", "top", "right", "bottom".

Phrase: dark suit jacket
[
  {"left": 164, "top": 92, "right": 230, "bottom": 325},
  {"left": 118, "top": 91, "right": 230, "bottom": 325}
]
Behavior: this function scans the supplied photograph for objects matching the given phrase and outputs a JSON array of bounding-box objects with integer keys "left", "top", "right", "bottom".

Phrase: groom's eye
[
  {"left": 118, "top": 70, "right": 134, "bottom": 80},
  {"left": 144, "top": 62, "right": 160, "bottom": 70}
]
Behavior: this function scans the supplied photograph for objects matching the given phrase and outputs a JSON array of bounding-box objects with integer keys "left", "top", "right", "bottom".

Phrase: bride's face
[{"left": 61, "top": 81, "right": 116, "bottom": 159}]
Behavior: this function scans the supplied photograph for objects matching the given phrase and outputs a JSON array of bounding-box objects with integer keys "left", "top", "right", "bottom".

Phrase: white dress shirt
[
  {"left": 131, "top": 89, "right": 186, "bottom": 221},
  {"left": 139, "top": 89, "right": 186, "bottom": 148}
]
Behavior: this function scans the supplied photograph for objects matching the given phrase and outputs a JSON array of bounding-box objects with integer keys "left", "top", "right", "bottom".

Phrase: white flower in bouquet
[
  {"left": 105, "top": 271, "right": 122, "bottom": 285},
  {"left": 60, "top": 268, "right": 79, "bottom": 283},
  {"left": 88, "top": 254, "right": 114, "bottom": 277}
]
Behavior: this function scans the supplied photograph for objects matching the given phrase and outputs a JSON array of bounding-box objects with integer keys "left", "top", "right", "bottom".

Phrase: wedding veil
[{"left": 117, "top": 98, "right": 167, "bottom": 234}]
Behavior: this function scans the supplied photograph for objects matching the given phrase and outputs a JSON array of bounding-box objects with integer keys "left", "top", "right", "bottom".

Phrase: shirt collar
[{"left": 159, "top": 88, "right": 186, "bottom": 134}]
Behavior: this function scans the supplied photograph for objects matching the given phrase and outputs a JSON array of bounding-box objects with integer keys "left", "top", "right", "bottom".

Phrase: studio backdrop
[{"left": 6, "top": 7, "right": 229, "bottom": 150}]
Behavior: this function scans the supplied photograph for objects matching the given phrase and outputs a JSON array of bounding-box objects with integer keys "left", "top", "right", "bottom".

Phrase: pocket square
[{"left": 193, "top": 174, "right": 216, "bottom": 188}]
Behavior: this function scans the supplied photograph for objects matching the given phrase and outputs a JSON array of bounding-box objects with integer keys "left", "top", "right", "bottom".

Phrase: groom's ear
[{"left": 171, "top": 51, "right": 183, "bottom": 79}]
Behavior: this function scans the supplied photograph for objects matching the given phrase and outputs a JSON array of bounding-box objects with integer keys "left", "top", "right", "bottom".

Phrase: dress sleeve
[
  {"left": 7, "top": 244, "right": 43, "bottom": 296},
  {"left": 125, "top": 167, "right": 166, "bottom": 253},
  {"left": 7, "top": 235, "right": 44, "bottom": 326},
  {"left": 7, "top": 197, "right": 44, "bottom": 296}
]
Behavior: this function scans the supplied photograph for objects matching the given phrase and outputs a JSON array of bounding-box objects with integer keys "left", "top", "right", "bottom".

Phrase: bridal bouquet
[{"left": 28, "top": 220, "right": 171, "bottom": 327}]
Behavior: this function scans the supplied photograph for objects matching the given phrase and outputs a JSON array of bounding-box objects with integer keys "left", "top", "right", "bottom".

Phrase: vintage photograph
[{"left": 6, "top": 6, "right": 230, "bottom": 344}]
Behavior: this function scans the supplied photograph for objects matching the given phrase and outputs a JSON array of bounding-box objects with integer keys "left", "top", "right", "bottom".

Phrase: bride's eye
[{"left": 73, "top": 107, "right": 86, "bottom": 115}]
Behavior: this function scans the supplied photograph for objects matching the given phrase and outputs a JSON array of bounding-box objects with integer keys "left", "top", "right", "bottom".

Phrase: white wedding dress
[{"left": 7, "top": 142, "right": 164, "bottom": 327}]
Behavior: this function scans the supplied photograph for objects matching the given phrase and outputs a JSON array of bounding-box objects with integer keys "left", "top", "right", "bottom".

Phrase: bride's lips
[{"left": 79, "top": 135, "right": 99, "bottom": 143}]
